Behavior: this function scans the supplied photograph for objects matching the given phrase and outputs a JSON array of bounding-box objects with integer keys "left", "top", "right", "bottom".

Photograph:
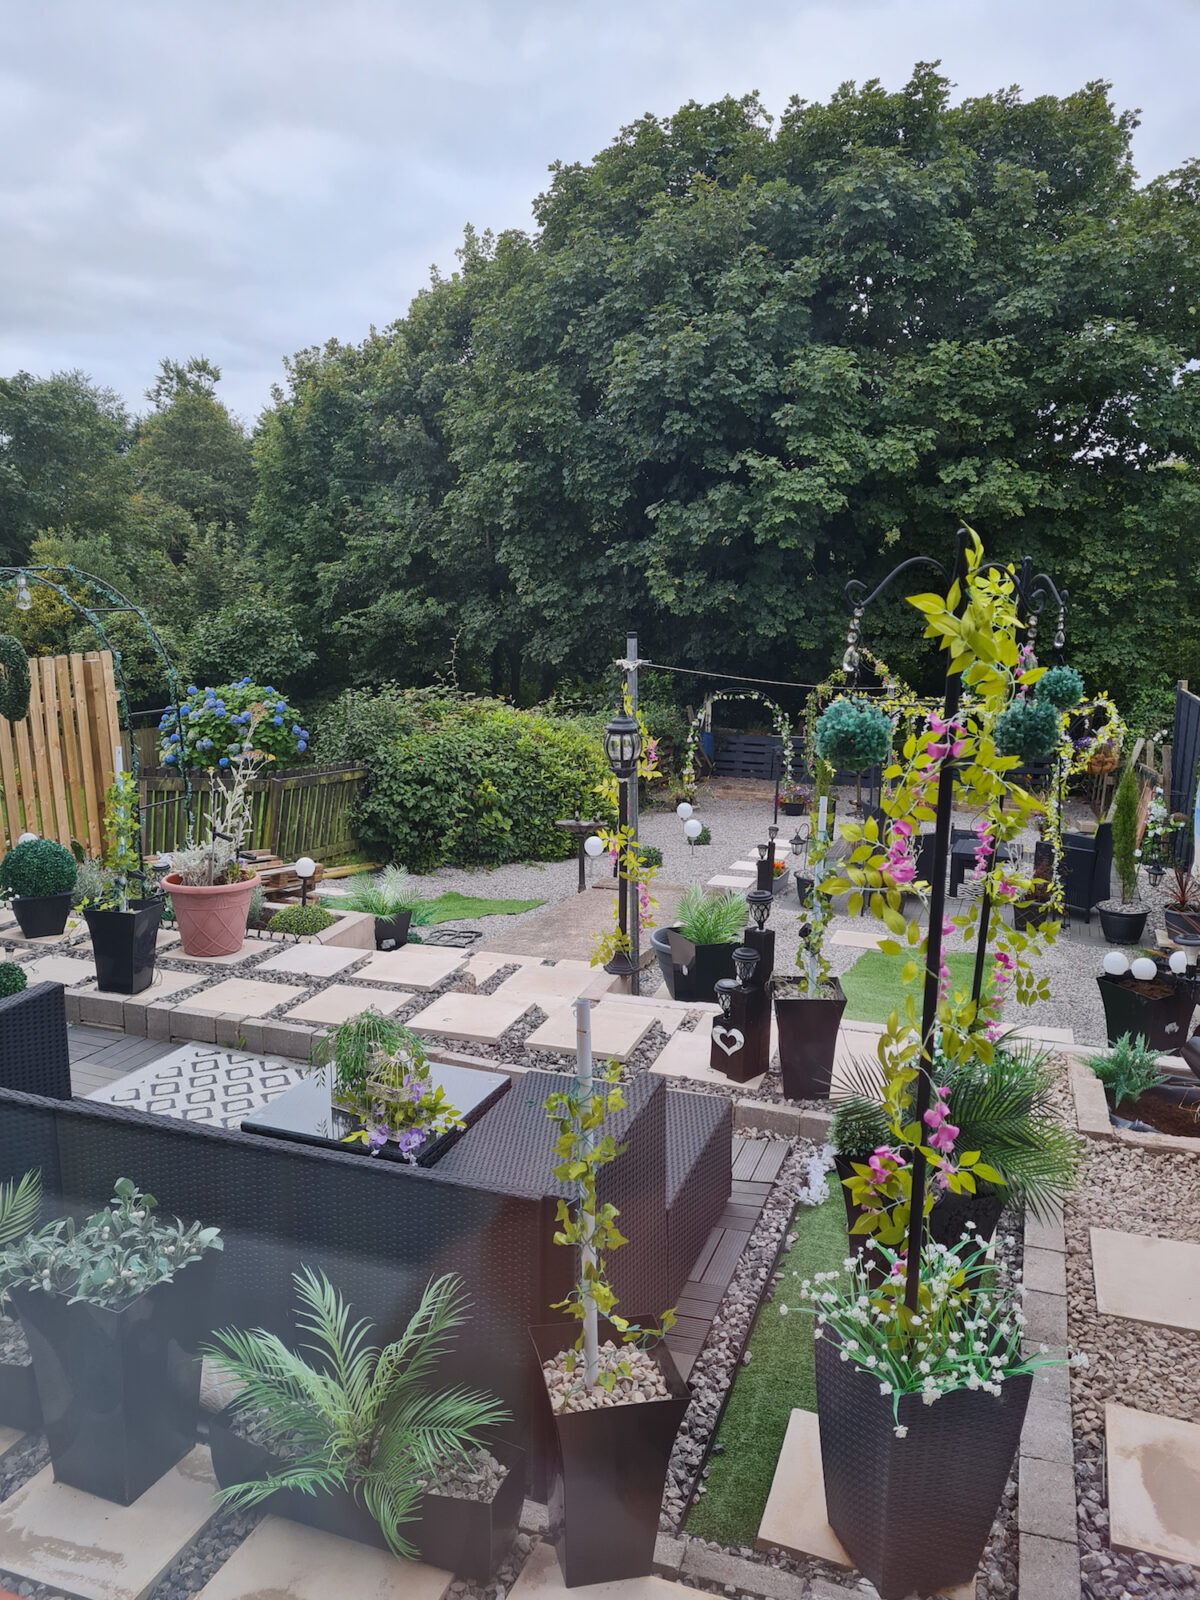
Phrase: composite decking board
[
  {"left": 700, "top": 1228, "right": 752, "bottom": 1287},
  {"left": 731, "top": 1141, "right": 764, "bottom": 1181},
  {"left": 748, "top": 1140, "right": 789, "bottom": 1183}
]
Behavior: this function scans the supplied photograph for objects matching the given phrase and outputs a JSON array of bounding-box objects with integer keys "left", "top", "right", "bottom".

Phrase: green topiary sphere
[
  {"left": 993, "top": 699, "right": 1060, "bottom": 761},
  {"left": 1034, "top": 665, "right": 1084, "bottom": 711},
  {"left": 268, "top": 902, "right": 337, "bottom": 936},
  {"left": 0, "top": 962, "right": 27, "bottom": 997},
  {"left": 0, "top": 837, "right": 78, "bottom": 900},
  {"left": 0, "top": 638, "right": 30, "bottom": 723},
  {"left": 813, "top": 697, "right": 893, "bottom": 773}
]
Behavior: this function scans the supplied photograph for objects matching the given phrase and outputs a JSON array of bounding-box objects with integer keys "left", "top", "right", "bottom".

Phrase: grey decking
[{"left": 68, "top": 1025, "right": 179, "bottom": 1098}]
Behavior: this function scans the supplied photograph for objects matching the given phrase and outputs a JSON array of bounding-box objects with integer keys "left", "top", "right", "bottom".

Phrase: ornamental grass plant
[
  {"left": 1084, "top": 1032, "right": 1169, "bottom": 1113},
  {"left": 674, "top": 885, "right": 746, "bottom": 946}
]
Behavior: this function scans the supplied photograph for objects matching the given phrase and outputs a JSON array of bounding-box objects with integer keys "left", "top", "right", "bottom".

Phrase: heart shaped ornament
[{"left": 713, "top": 1026, "right": 745, "bottom": 1057}]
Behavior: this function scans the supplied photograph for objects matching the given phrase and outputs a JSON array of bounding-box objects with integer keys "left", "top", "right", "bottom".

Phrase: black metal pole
[
  {"left": 904, "top": 528, "right": 970, "bottom": 1312},
  {"left": 616, "top": 780, "right": 630, "bottom": 978}
]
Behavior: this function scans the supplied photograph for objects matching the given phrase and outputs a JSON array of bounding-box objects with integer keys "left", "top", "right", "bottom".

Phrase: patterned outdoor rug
[{"left": 86, "top": 1043, "right": 305, "bottom": 1128}]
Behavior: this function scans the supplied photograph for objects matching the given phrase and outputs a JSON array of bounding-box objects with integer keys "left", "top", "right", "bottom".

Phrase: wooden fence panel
[{"left": 139, "top": 764, "right": 366, "bottom": 865}]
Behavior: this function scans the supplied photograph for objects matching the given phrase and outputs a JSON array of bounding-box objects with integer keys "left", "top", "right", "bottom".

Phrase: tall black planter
[
  {"left": 649, "top": 925, "right": 737, "bottom": 1003},
  {"left": 83, "top": 898, "right": 164, "bottom": 995},
  {"left": 374, "top": 910, "right": 413, "bottom": 951},
  {"left": 11, "top": 892, "right": 73, "bottom": 939},
  {"left": 9, "top": 1250, "right": 216, "bottom": 1505},
  {"left": 0, "top": 1316, "right": 40, "bottom": 1431},
  {"left": 530, "top": 1322, "right": 689, "bottom": 1586},
  {"left": 208, "top": 1410, "right": 524, "bottom": 1581},
  {"left": 774, "top": 980, "right": 846, "bottom": 1099},
  {"left": 1097, "top": 972, "right": 1198, "bottom": 1050},
  {"left": 815, "top": 1331, "right": 1031, "bottom": 1600}
]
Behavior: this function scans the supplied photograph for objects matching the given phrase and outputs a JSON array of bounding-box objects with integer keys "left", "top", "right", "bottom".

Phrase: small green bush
[
  {"left": 992, "top": 699, "right": 1059, "bottom": 761},
  {"left": 830, "top": 1094, "right": 890, "bottom": 1159},
  {"left": 694, "top": 824, "right": 712, "bottom": 846},
  {"left": 268, "top": 903, "right": 336, "bottom": 936},
  {"left": 1034, "top": 665, "right": 1084, "bottom": 711},
  {"left": 0, "top": 963, "right": 27, "bottom": 998},
  {"left": 813, "top": 698, "right": 892, "bottom": 773},
  {"left": 315, "top": 687, "right": 613, "bottom": 872},
  {"left": 636, "top": 844, "right": 663, "bottom": 869},
  {"left": 0, "top": 838, "right": 77, "bottom": 900},
  {"left": 1085, "top": 1033, "right": 1167, "bottom": 1111}
]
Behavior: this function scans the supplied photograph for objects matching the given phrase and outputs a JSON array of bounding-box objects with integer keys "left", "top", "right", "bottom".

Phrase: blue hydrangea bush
[{"left": 158, "top": 678, "right": 310, "bottom": 769}]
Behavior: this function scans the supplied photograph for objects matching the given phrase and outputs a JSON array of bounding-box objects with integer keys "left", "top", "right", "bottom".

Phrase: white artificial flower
[
  {"left": 894, "top": 1425, "right": 908, "bottom": 1438},
  {"left": 778, "top": 1303, "right": 790, "bottom": 1316}
]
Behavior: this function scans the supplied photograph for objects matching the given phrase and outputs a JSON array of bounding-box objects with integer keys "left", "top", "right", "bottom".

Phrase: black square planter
[
  {"left": 774, "top": 980, "right": 847, "bottom": 1099},
  {"left": 814, "top": 1330, "right": 1030, "bottom": 1599},
  {"left": 374, "top": 910, "right": 413, "bottom": 951},
  {"left": 1097, "top": 971, "right": 1198, "bottom": 1050},
  {"left": 9, "top": 1249, "right": 217, "bottom": 1505},
  {"left": 83, "top": 898, "right": 164, "bottom": 995}
]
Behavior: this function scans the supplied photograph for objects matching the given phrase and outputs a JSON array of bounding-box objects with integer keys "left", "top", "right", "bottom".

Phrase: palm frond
[
  {"left": 0, "top": 1169, "right": 41, "bottom": 1250},
  {"left": 215, "top": 1455, "right": 350, "bottom": 1509},
  {"left": 360, "top": 1466, "right": 424, "bottom": 1560},
  {"left": 366, "top": 1273, "right": 473, "bottom": 1410},
  {"left": 203, "top": 1325, "right": 346, "bottom": 1436},
  {"left": 379, "top": 1383, "right": 511, "bottom": 1473},
  {"left": 291, "top": 1266, "right": 380, "bottom": 1412}
]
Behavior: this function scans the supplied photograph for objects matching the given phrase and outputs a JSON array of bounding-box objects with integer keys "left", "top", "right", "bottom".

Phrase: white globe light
[
  {"left": 684, "top": 818, "right": 703, "bottom": 840},
  {"left": 1169, "top": 950, "right": 1188, "bottom": 975},
  {"left": 676, "top": 802, "right": 693, "bottom": 820},
  {"left": 295, "top": 856, "right": 317, "bottom": 880},
  {"left": 1131, "top": 957, "right": 1158, "bottom": 982},
  {"left": 17, "top": 832, "right": 38, "bottom": 845},
  {"left": 1101, "top": 952, "right": 1129, "bottom": 976},
  {"left": 583, "top": 835, "right": 604, "bottom": 858}
]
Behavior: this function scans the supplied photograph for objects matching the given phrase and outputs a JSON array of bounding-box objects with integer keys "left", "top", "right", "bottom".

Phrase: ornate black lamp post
[{"left": 602, "top": 708, "right": 643, "bottom": 990}]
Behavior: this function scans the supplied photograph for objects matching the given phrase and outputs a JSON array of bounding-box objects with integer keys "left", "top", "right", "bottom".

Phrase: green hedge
[{"left": 316, "top": 687, "right": 614, "bottom": 871}]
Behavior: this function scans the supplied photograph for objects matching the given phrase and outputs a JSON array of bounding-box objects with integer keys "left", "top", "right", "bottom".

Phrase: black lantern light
[
  {"left": 603, "top": 710, "right": 642, "bottom": 781},
  {"left": 732, "top": 946, "right": 760, "bottom": 988},
  {"left": 714, "top": 977, "right": 739, "bottom": 1018},
  {"left": 746, "top": 888, "right": 773, "bottom": 931}
]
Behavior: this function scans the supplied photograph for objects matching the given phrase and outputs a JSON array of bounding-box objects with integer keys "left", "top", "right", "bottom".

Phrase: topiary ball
[
  {"left": 268, "top": 903, "right": 336, "bottom": 937},
  {"left": 993, "top": 699, "right": 1060, "bottom": 762},
  {"left": 0, "top": 637, "right": 30, "bottom": 723},
  {"left": 813, "top": 697, "right": 893, "bottom": 773},
  {"left": 0, "top": 962, "right": 27, "bottom": 998},
  {"left": 1034, "top": 665, "right": 1084, "bottom": 712},
  {"left": 636, "top": 844, "right": 663, "bottom": 869},
  {"left": 0, "top": 837, "right": 78, "bottom": 900}
]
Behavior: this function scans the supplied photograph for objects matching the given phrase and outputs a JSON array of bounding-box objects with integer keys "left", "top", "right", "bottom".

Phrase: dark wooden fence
[
  {"left": 139, "top": 764, "right": 367, "bottom": 864},
  {"left": 1170, "top": 683, "right": 1200, "bottom": 867}
]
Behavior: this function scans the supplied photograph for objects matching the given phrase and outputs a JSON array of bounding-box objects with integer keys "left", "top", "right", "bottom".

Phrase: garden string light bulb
[
  {"left": 1101, "top": 952, "right": 1129, "bottom": 977},
  {"left": 583, "top": 834, "right": 604, "bottom": 858},
  {"left": 1130, "top": 957, "right": 1158, "bottom": 982},
  {"left": 14, "top": 575, "right": 31, "bottom": 612},
  {"left": 676, "top": 801, "right": 693, "bottom": 820}
]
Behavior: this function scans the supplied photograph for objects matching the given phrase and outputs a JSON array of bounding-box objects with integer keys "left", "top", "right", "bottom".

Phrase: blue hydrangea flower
[
  {"left": 187, "top": 685, "right": 197, "bottom": 695},
  {"left": 164, "top": 752, "right": 176, "bottom": 764},
  {"left": 292, "top": 725, "right": 301, "bottom": 735},
  {"left": 215, "top": 708, "right": 226, "bottom": 718},
  {"left": 273, "top": 715, "right": 283, "bottom": 726},
  {"left": 219, "top": 757, "right": 229, "bottom": 767},
  {"left": 297, "top": 740, "right": 307, "bottom": 753}
]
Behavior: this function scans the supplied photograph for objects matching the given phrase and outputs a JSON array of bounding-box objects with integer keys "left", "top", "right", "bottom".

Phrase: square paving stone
[
  {"left": 494, "top": 959, "right": 616, "bottom": 1001},
  {"left": 0, "top": 1445, "right": 216, "bottom": 1600},
  {"left": 651, "top": 1028, "right": 765, "bottom": 1091},
  {"left": 526, "top": 1000, "right": 654, "bottom": 1062},
  {"left": 706, "top": 874, "right": 755, "bottom": 889},
  {"left": 285, "top": 984, "right": 409, "bottom": 1025},
  {"left": 193, "top": 1514, "right": 452, "bottom": 1600},
  {"left": 757, "top": 1409, "right": 972, "bottom": 1595},
  {"left": 21, "top": 954, "right": 96, "bottom": 987},
  {"left": 182, "top": 978, "right": 305, "bottom": 1017},
  {"left": 353, "top": 946, "right": 465, "bottom": 990},
  {"left": 108, "top": 969, "right": 201, "bottom": 1007},
  {"left": 407, "top": 992, "right": 533, "bottom": 1044},
  {"left": 158, "top": 942, "right": 270, "bottom": 968},
  {"left": 1106, "top": 1401, "right": 1200, "bottom": 1564},
  {"left": 258, "top": 943, "right": 366, "bottom": 978},
  {"left": 1091, "top": 1227, "right": 1200, "bottom": 1333}
]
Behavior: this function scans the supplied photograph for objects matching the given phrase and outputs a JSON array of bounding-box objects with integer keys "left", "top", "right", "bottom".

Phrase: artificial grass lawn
[
  {"left": 839, "top": 947, "right": 993, "bottom": 1025},
  {"left": 422, "top": 891, "right": 545, "bottom": 923},
  {"left": 684, "top": 1186, "right": 849, "bottom": 1549}
]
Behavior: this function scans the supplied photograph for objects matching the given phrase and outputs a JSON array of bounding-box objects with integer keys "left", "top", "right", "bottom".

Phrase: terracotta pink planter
[{"left": 162, "top": 872, "right": 260, "bottom": 959}]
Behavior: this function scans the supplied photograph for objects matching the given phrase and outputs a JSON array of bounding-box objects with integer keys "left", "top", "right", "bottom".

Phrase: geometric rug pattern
[{"left": 86, "top": 1043, "right": 305, "bottom": 1127}]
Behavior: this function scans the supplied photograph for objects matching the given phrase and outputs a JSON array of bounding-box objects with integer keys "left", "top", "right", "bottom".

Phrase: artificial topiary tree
[
  {"left": 0, "top": 638, "right": 30, "bottom": 723},
  {"left": 813, "top": 698, "right": 893, "bottom": 773},
  {"left": 267, "top": 903, "right": 336, "bottom": 936},
  {"left": 1034, "top": 665, "right": 1084, "bottom": 712},
  {"left": 1110, "top": 762, "right": 1141, "bottom": 905},
  {"left": 0, "top": 963, "right": 27, "bottom": 998},
  {"left": 992, "top": 699, "right": 1060, "bottom": 762},
  {"left": 0, "top": 838, "right": 77, "bottom": 901}
]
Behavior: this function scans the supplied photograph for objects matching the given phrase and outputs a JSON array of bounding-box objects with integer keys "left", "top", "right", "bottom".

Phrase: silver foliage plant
[{"left": 168, "top": 751, "right": 262, "bottom": 886}]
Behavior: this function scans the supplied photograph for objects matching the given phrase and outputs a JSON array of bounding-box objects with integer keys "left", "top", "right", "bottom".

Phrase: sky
[{"left": 1, "top": 0, "right": 1198, "bottom": 426}]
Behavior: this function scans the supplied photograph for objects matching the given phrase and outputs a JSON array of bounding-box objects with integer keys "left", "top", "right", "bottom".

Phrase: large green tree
[
  {"left": 249, "top": 66, "right": 1199, "bottom": 695},
  {"left": 130, "top": 357, "right": 256, "bottom": 539}
]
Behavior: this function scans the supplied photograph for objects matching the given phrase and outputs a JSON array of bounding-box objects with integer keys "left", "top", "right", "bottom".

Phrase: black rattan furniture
[
  {"left": 0, "top": 982, "right": 70, "bottom": 1100},
  {"left": 1063, "top": 823, "right": 1113, "bottom": 922}
]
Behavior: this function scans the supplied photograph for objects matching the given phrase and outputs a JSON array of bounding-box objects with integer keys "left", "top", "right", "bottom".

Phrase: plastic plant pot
[
  {"left": 1097, "top": 904, "right": 1150, "bottom": 946},
  {"left": 83, "top": 898, "right": 164, "bottom": 994},
  {"left": 162, "top": 871, "right": 260, "bottom": 958},
  {"left": 1096, "top": 970, "right": 1198, "bottom": 1050},
  {"left": 649, "top": 924, "right": 737, "bottom": 1003},
  {"left": 11, "top": 892, "right": 73, "bottom": 939},
  {"left": 373, "top": 910, "right": 413, "bottom": 951}
]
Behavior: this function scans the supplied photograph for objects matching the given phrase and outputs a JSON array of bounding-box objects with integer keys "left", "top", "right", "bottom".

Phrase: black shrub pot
[
  {"left": 1096, "top": 971, "right": 1198, "bottom": 1050},
  {"left": 1097, "top": 903, "right": 1150, "bottom": 946},
  {"left": 83, "top": 898, "right": 164, "bottom": 995},
  {"left": 9, "top": 1250, "right": 217, "bottom": 1505},
  {"left": 774, "top": 980, "right": 846, "bottom": 1099},
  {"left": 0, "top": 1316, "right": 40, "bottom": 1431},
  {"left": 12, "top": 892, "right": 73, "bottom": 939},
  {"left": 649, "top": 925, "right": 737, "bottom": 1003},
  {"left": 815, "top": 1331, "right": 1031, "bottom": 1600},
  {"left": 209, "top": 1409, "right": 524, "bottom": 1579},
  {"left": 530, "top": 1323, "right": 689, "bottom": 1586},
  {"left": 374, "top": 910, "right": 413, "bottom": 951}
]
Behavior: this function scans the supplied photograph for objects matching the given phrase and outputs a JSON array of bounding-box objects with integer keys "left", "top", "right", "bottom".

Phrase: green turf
[
  {"left": 684, "top": 1186, "right": 849, "bottom": 1549},
  {"left": 839, "top": 947, "right": 993, "bottom": 1025},
  {"left": 422, "top": 891, "right": 546, "bottom": 923}
]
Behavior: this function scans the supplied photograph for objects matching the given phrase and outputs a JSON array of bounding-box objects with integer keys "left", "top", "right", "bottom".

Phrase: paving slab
[
  {"left": 408, "top": 991, "right": 533, "bottom": 1045},
  {"left": 257, "top": 943, "right": 367, "bottom": 978},
  {"left": 181, "top": 977, "right": 305, "bottom": 1017},
  {"left": 706, "top": 874, "right": 755, "bottom": 889},
  {"left": 0, "top": 1445, "right": 216, "bottom": 1600},
  {"left": 509, "top": 1539, "right": 684, "bottom": 1600},
  {"left": 494, "top": 960, "right": 618, "bottom": 1002},
  {"left": 525, "top": 1001, "right": 654, "bottom": 1062},
  {"left": 0, "top": 1425, "right": 19, "bottom": 1455},
  {"left": 353, "top": 946, "right": 465, "bottom": 990},
  {"left": 20, "top": 954, "right": 96, "bottom": 987},
  {"left": 113, "top": 969, "right": 203, "bottom": 1008},
  {"left": 651, "top": 1028, "right": 765, "bottom": 1091},
  {"left": 829, "top": 929, "right": 890, "bottom": 950},
  {"left": 158, "top": 941, "right": 270, "bottom": 968},
  {"left": 1106, "top": 1401, "right": 1200, "bottom": 1564},
  {"left": 1091, "top": 1227, "right": 1200, "bottom": 1333},
  {"left": 757, "top": 1409, "right": 972, "bottom": 1597},
  {"left": 193, "top": 1514, "right": 453, "bottom": 1600},
  {"left": 285, "top": 983, "right": 409, "bottom": 1025}
]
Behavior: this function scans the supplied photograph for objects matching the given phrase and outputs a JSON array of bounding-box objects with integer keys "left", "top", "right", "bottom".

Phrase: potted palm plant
[
  {"left": 331, "top": 866, "right": 432, "bottom": 950},
  {"left": 0, "top": 1177, "right": 222, "bottom": 1504},
  {"left": 79, "top": 771, "right": 165, "bottom": 994},
  {"left": 650, "top": 886, "right": 746, "bottom": 1002},
  {"left": 206, "top": 1270, "right": 519, "bottom": 1580},
  {"left": 1097, "top": 763, "right": 1149, "bottom": 944},
  {"left": 0, "top": 837, "right": 77, "bottom": 938}
]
